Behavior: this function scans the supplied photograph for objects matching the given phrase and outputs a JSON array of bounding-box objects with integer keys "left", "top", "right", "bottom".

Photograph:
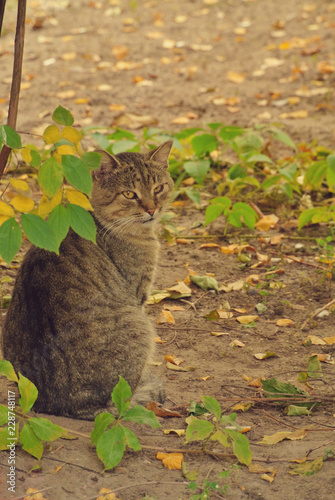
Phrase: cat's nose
[{"left": 146, "top": 208, "right": 156, "bottom": 216}]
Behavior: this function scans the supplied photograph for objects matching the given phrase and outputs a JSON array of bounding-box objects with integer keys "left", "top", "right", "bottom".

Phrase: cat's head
[{"left": 91, "top": 140, "right": 174, "bottom": 235}]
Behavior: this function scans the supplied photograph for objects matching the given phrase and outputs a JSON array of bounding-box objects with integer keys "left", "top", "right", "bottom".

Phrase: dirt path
[{"left": 1, "top": 1, "right": 335, "bottom": 499}]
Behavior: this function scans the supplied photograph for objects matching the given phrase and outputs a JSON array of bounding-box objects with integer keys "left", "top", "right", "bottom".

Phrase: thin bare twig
[
  {"left": 301, "top": 298, "right": 335, "bottom": 330},
  {"left": 0, "top": 0, "right": 26, "bottom": 178}
]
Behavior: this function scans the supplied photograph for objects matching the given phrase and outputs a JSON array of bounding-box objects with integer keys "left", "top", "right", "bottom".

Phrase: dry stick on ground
[
  {"left": 0, "top": 0, "right": 26, "bottom": 178},
  {"left": 301, "top": 297, "right": 335, "bottom": 330}
]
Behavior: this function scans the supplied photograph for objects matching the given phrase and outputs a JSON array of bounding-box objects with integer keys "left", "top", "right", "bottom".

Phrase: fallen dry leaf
[
  {"left": 280, "top": 110, "right": 309, "bottom": 119},
  {"left": 245, "top": 274, "right": 260, "bottom": 286},
  {"left": 96, "top": 489, "right": 120, "bottom": 500},
  {"left": 323, "top": 335, "right": 335, "bottom": 345},
  {"left": 165, "top": 354, "right": 183, "bottom": 366},
  {"left": 166, "top": 362, "right": 195, "bottom": 372},
  {"left": 276, "top": 318, "right": 295, "bottom": 327},
  {"left": 303, "top": 336, "right": 327, "bottom": 346},
  {"left": 255, "top": 214, "right": 279, "bottom": 231},
  {"left": 248, "top": 378, "right": 262, "bottom": 388},
  {"left": 157, "top": 310, "right": 175, "bottom": 324},
  {"left": 163, "top": 428, "right": 185, "bottom": 436},
  {"left": 236, "top": 315, "right": 258, "bottom": 324},
  {"left": 230, "top": 339, "right": 245, "bottom": 348},
  {"left": 261, "top": 472, "right": 277, "bottom": 483},
  {"left": 227, "top": 70, "right": 246, "bottom": 83},
  {"left": 210, "top": 331, "right": 230, "bottom": 337},
  {"left": 111, "top": 113, "right": 158, "bottom": 129},
  {"left": 201, "top": 376, "right": 211, "bottom": 381},
  {"left": 154, "top": 336, "right": 166, "bottom": 344},
  {"left": 157, "top": 452, "right": 183, "bottom": 470},
  {"left": 198, "top": 243, "right": 221, "bottom": 249},
  {"left": 249, "top": 463, "right": 277, "bottom": 474},
  {"left": 254, "top": 351, "right": 277, "bottom": 360},
  {"left": 259, "top": 429, "right": 306, "bottom": 445},
  {"left": 147, "top": 402, "right": 183, "bottom": 418}
]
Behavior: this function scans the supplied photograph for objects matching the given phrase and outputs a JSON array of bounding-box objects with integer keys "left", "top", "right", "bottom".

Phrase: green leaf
[
  {"left": 175, "top": 127, "right": 202, "bottom": 140},
  {"left": 18, "top": 373, "right": 38, "bottom": 414},
  {"left": 48, "top": 204, "right": 70, "bottom": 246},
  {"left": 91, "top": 132, "right": 111, "bottom": 150},
  {"left": 38, "top": 157, "right": 64, "bottom": 197},
  {"left": 185, "top": 189, "right": 201, "bottom": 206},
  {"left": 205, "top": 204, "right": 225, "bottom": 225},
  {"left": 52, "top": 105, "right": 74, "bottom": 126},
  {"left": 20, "top": 422, "right": 43, "bottom": 460},
  {"left": 269, "top": 127, "right": 297, "bottom": 150},
  {"left": 261, "top": 378, "right": 307, "bottom": 397},
  {"left": 184, "top": 160, "right": 211, "bottom": 185},
  {"left": 0, "top": 218, "right": 22, "bottom": 263},
  {"left": 28, "top": 417, "right": 65, "bottom": 441},
  {"left": 107, "top": 128, "right": 136, "bottom": 140},
  {"left": 188, "top": 401, "right": 208, "bottom": 416},
  {"left": 190, "top": 275, "right": 219, "bottom": 294},
  {"left": 298, "top": 208, "right": 320, "bottom": 229},
  {"left": 0, "top": 360, "right": 18, "bottom": 382},
  {"left": 230, "top": 202, "right": 258, "bottom": 230},
  {"left": 210, "top": 430, "right": 230, "bottom": 447},
  {"left": 123, "top": 406, "right": 161, "bottom": 428},
  {"left": 81, "top": 151, "right": 102, "bottom": 171},
  {"left": 96, "top": 424, "right": 126, "bottom": 470},
  {"left": 0, "top": 125, "right": 22, "bottom": 149},
  {"left": 285, "top": 405, "right": 309, "bottom": 416},
  {"left": 112, "top": 376, "right": 132, "bottom": 417},
  {"left": 289, "top": 456, "right": 323, "bottom": 476},
  {"left": 304, "top": 161, "right": 327, "bottom": 189},
  {"left": 228, "top": 164, "right": 247, "bottom": 180},
  {"left": 185, "top": 418, "right": 214, "bottom": 443},
  {"left": 209, "top": 196, "right": 232, "bottom": 208},
  {"left": 226, "top": 429, "right": 252, "bottom": 465},
  {"left": 62, "top": 155, "right": 92, "bottom": 196},
  {"left": 191, "top": 134, "right": 218, "bottom": 157},
  {"left": 307, "top": 355, "right": 323, "bottom": 378},
  {"left": 91, "top": 412, "right": 116, "bottom": 446},
  {"left": 218, "top": 126, "right": 245, "bottom": 142},
  {"left": 247, "top": 153, "right": 273, "bottom": 164},
  {"left": 67, "top": 203, "right": 96, "bottom": 243},
  {"left": 122, "top": 426, "right": 141, "bottom": 451},
  {"left": 21, "top": 214, "right": 59, "bottom": 253},
  {"left": 0, "top": 404, "right": 9, "bottom": 425},
  {"left": 202, "top": 396, "right": 221, "bottom": 420},
  {"left": 326, "top": 163, "right": 335, "bottom": 192},
  {"left": 112, "top": 140, "right": 138, "bottom": 154},
  {"left": 30, "top": 150, "right": 42, "bottom": 167}
]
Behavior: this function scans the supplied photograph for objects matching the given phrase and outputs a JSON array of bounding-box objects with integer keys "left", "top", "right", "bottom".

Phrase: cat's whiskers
[{"left": 100, "top": 215, "right": 143, "bottom": 241}]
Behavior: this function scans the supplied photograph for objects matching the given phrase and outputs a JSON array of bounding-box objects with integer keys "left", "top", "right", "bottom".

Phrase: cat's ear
[
  {"left": 146, "top": 140, "right": 173, "bottom": 168},
  {"left": 92, "top": 150, "right": 122, "bottom": 180}
]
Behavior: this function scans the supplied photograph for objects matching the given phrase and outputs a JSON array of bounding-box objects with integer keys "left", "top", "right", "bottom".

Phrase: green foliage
[
  {"left": 0, "top": 107, "right": 99, "bottom": 263},
  {"left": 185, "top": 396, "right": 252, "bottom": 466},
  {"left": 188, "top": 472, "right": 229, "bottom": 500},
  {"left": 0, "top": 361, "right": 68, "bottom": 459},
  {"left": 91, "top": 376, "right": 160, "bottom": 470},
  {"left": 205, "top": 196, "right": 258, "bottom": 231}
]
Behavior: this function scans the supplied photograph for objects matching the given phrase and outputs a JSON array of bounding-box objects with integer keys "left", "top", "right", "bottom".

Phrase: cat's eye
[
  {"left": 154, "top": 184, "right": 164, "bottom": 194},
  {"left": 122, "top": 190, "right": 137, "bottom": 199}
]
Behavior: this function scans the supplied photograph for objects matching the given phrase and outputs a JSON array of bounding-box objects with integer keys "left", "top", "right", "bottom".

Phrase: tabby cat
[{"left": 2, "top": 140, "right": 174, "bottom": 420}]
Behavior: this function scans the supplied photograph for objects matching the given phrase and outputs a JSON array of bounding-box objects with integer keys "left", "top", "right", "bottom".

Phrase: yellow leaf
[
  {"left": 279, "top": 110, "right": 309, "bottom": 119},
  {"left": 156, "top": 452, "right": 183, "bottom": 470},
  {"left": 232, "top": 403, "right": 253, "bottom": 412},
  {"left": 220, "top": 244, "right": 240, "bottom": 254},
  {"left": 259, "top": 429, "right": 306, "bottom": 445},
  {"left": 276, "top": 318, "right": 295, "bottom": 327},
  {"left": 227, "top": 70, "right": 246, "bottom": 83},
  {"left": 0, "top": 215, "right": 11, "bottom": 226},
  {"left": 163, "top": 429, "right": 185, "bottom": 437},
  {"left": 254, "top": 351, "right": 277, "bottom": 360},
  {"left": 154, "top": 336, "right": 166, "bottom": 344},
  {"left": 62, "top": 126, "right": 82, "bottom": 145},
  {"left": 167, "top": 281, "right": 192, "bottom": 295},
  {"left": 171, "top": 116, "right": 191, "bottom": 124},
  {"left": 164, "top": 354, "right": 183, "bottom": 365},
  {"left": 303, "top": 335, "right": 326, "bottom": 346},
  {"left": 43, "top": 124, "right": 62, "bottom": 144},
  {"left": 210, "top": 331, "right": 230, "bottom": 336},
  {"left": 157, "top": 310, "right": 175, "bottom": 324},
  {"left": 245, "top": 274, "right": 260, "bottom": 286},
  {"left": 323, "top": 335, "right": 335, "bottom": 345},
  {"left": 249, "top": 463, "right": 277, "bottom": 474},
  {"left": 74, "top": 98, "right": 90, "bottom": 104},
  {"left": 57, "top": 145, "right": 77, "bottom": 156},
  {"left": 10, "top": 178, "right": 31, "bottom": 196},
  {"left": 0, "top": 201, "right": 15, "bottom": 217},
  {"left": 255, "top": 214, "right": 279, "bottom": 231},
  {"left": 66, "top": 189, "right": 93, "bottom": 210},
  {"left": 10, "top": 195, "right": 35, "bottom": 213},
  {"left": 49, "top": 190, "right": 63, "bottom": 211},
  {"left": 21, "top": 147, "right": 32, "bottom": 163},
  {"left": 230, "top": 339, "right": 245, "bottom": 348},
  {"left": 38, "top": 195, "right": 51, "bottom": 218},
  {"left": 198, "top": 243, "right": 221, "bottom": 249},
  {"left": 96, "top": 488, "right": 120, "bottom": 500},
  {"left": 201, "top": 376, "right": 210, "bottom": 381},
  {"left": 261, "top": 472, "right": 277, "bottom": 483},
  {"left": 236, "top": 315, "right": 258, "bottom": 324}
]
